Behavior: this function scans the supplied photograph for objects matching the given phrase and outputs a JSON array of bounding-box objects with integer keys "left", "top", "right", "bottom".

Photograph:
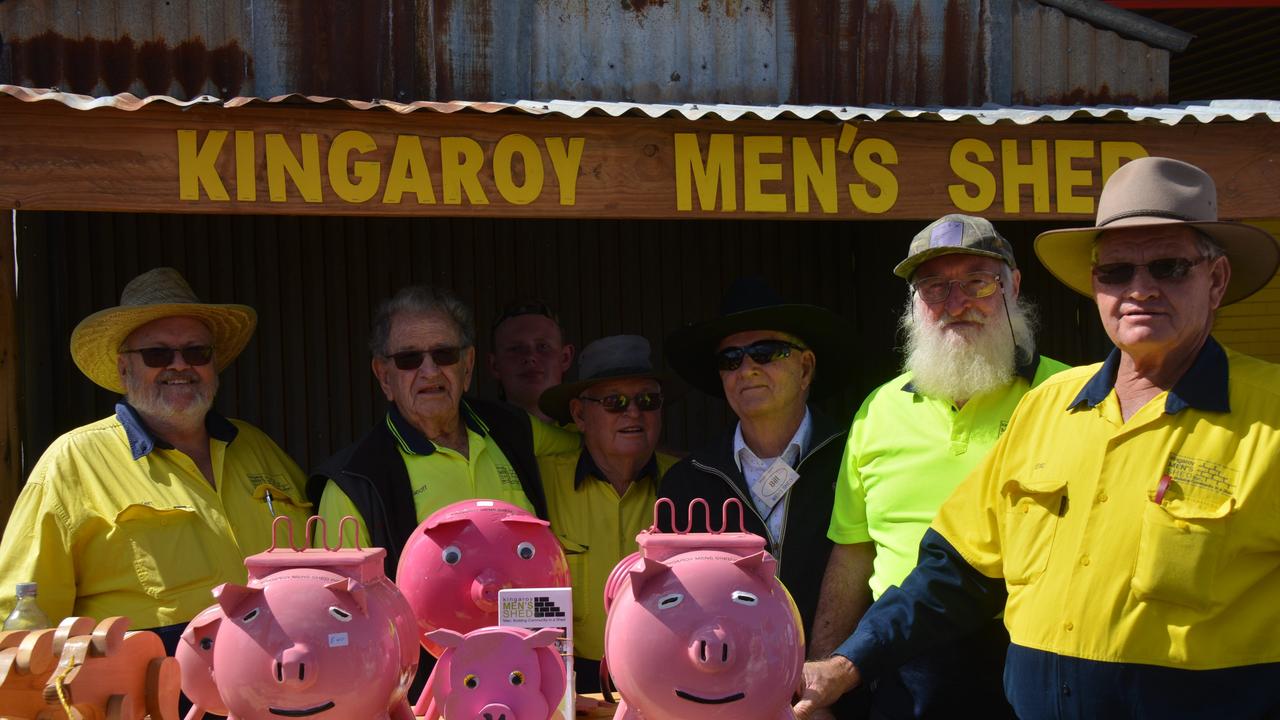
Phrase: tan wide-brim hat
[
  {"left": 1035, "top": 156, "right": 1280, "bottom": 306},
  {"left": 71, "top": 267, "right": 257, "bottom": 393}
]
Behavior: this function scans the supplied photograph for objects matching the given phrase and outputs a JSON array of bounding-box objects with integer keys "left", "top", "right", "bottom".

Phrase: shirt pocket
[
  {"left": 114, "top": 504, "right": 216, "bottom": 598},
  {"left": 1131, "top": 496, "right": 1234, "bottom": 611},
  {"left": 559, "top": 536, "right": 590, "bottom": 623},
  {"left": 1001, "top": 474, "right": 1068, "bottom": 585}
]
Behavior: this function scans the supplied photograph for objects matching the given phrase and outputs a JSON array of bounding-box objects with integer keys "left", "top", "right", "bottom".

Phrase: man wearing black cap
[{"left": 658, "top": 278, "right": 852, "bottom": 644}]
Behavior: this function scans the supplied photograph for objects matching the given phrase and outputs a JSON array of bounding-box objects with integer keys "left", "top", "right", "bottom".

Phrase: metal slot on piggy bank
[
  {"left": 395, "top": 499, "right": 571, "bottom": 717},
  {"left": 176, "top": 516, "right": 418, "bottom": 720},
  {"left": 601, "top": 498, "right": 804, "bottom": 720}
]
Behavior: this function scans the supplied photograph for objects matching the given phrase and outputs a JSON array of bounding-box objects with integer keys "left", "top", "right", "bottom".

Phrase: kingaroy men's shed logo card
[{"left": 499, "top": 587, "right": 574, "bottom": 720}]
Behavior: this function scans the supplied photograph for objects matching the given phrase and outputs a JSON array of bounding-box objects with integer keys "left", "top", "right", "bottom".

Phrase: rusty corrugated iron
[{"left": 0, "top": 0, "right": 1180, "bottom": 106}]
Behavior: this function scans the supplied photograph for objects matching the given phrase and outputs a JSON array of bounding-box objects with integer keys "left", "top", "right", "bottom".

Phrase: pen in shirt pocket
[{"left": 264, "top": 488, "right": 278, "bottom": 517}]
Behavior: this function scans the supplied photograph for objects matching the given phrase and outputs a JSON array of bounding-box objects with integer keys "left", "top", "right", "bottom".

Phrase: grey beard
[{"left": 900, "top": 296, "right": 1037, "bottom": 404}]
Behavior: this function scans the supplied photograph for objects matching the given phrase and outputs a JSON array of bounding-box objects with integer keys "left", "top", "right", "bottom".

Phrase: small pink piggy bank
[
  {"left": 421, "top": 626, "right": 567, "bottom": 720},
  {"left": 602, "top": 499, "right": 803, "bottom": 720},
  {"left": 396, "top": 500, "right": 570, "bottom": 658}
]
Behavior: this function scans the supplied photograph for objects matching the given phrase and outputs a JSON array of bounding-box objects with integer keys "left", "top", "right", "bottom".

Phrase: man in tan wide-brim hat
[
  {"left": 796, "top": 157, "right": 1280, "bottom": 719},
  {"left": 0, "top": 267, "right": 310, "bottom": 660}
]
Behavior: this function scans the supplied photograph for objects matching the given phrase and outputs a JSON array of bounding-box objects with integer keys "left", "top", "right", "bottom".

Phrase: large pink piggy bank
[
  {"left": 396, "top": 500, "right": 570, "bottom": 658},
  {"left": 420, "top": 626, "right": 567, "bottom": 720},
  {"left": 602, "top": 499, "right": 803, "bottom": 720}
]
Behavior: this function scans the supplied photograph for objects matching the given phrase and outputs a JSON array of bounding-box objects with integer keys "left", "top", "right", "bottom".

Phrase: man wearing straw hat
[
  {"left": 795, "top": 157, "right": 1280, "bottom": 718},
  {"left": 0, "top": 267, "right": 311, "bottom": 653},
  {"left": 537, "top": 334, "right": 678, "bottom": 691}
]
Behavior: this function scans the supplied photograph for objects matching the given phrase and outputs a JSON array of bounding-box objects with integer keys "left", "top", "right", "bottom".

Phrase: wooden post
[{"left": 0, "top": 209, "right": 18, "bottom": 527}]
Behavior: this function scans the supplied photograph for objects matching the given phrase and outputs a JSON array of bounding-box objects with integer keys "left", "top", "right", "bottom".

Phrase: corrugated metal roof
[{"left": 2, "top": 84, "right": 1277, "bottom": 126}]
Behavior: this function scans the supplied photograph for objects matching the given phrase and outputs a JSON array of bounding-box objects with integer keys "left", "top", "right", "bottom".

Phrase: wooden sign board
[{"left": 1, "top": 99, "right": 1277, "bottom": 220}]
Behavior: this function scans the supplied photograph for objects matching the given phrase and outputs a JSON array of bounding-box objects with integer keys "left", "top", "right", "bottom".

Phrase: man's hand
[{"left": 793, "top": 656, "right": 862, "bottom": 720}]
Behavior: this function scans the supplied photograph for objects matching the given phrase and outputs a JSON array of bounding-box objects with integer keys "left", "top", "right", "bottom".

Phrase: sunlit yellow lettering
[
  {"left": 493, "top": 134, "right": 544, "bottom": 206},
  {"left": 792, "top": 138, "right": 837, "bottom": 214},
  {"left": 848, "top": 139, "right": 898, "bottom": 214},
  {"left": 1100, "top": 141, "right": 1148, "bottom": 185},
  {"left": 383, "top": 135, "right": 437, "bottom": 204},
  {"left": 177, "top": 130, "right": 229, "bottom": 201},
  {"left": 545, "top": 137, "right": 585, "bottom": 206},
  {"left": 265, "top": 133, "right": 322, "bottom": 203},
  {"left": 674, "top": 133, "right": 737, "bottom": 212},
  {"left": 743, "top": 136, "right": 786, "bottom": 213},
  {"left": 947, "top": 139, "right": 996, "bottom": 212},
  {"left": 235, "top": 131, "right": 256, "bottom": 201},
  {"left": 328, "top": 130, "right": 380, "bottom": 203},
  {"left": 1001, "top": 139, "right": 1050, "bottom": 214},
  {"left": 440, "top": 137, "right": 489, "bottom": 205},
  {"left": 1054, "top": 140, "right": 1095, "bottom": 215}
]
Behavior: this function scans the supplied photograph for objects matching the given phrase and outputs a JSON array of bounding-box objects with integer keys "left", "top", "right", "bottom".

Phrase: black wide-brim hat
[{"left": 665, "top": 277, "right": 855, "bottom": 398}]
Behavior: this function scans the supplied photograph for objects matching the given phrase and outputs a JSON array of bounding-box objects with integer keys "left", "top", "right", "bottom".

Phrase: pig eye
[
  {"left": 509, "top": 671, "right": 525, "bottom": 686},
  {"left": 731, "top": 591, "right": 758, "bottom": 606},
  {"left": 329, "top": 607, "right": 353, "bottom": 622},
  {"left": 240, "top": 608, "right": 260, "bottom": 623},
  {"left": 464, "top": 674, "right": 479, "bottom": 689},
  {"left": 657, "top": 593, "right": 683, "bottom": 610},
  {"left": 442, "top": 545, "right": 463, "bottom": 565},
  {"left": 516, "top": 542, "right": 536, "bottom": 560},
  {"left": 199, "top": 638, "right": 213, "bottom": 651}
]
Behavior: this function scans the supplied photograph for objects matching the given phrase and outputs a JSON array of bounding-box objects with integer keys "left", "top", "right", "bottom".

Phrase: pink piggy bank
[
  {"left": 421, "top": 626, "right": 567, "bottom": 720},
  {"left": 176, "top": 604, "right": 229, "bottom": 719},
  {"left": 396, "top": 500, "right": 570, "bottom": 658},
  {"left": 602, "top": 499, "right": 803, "bottom": 720}
]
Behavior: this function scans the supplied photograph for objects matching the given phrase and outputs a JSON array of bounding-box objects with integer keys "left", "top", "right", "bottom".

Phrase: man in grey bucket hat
[{"left": 797, "top": 158, "right": 1280, "bottom": 719}]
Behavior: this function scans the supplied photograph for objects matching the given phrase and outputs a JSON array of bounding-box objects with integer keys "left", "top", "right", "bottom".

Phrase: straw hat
[
  {"left": 71, "top": 267, "right": 257, "bottom": 393},
  {"left": 538, "top": 334, "right": 672, "bottom": 425},
  {"left": 1035, "top": 157, "right": 1280, "bottom": 306}
]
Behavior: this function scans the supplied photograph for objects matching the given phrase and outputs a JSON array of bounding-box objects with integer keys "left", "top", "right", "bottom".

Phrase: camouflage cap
[{"left": 893, "top": 214, "right": 1017, "bottom": 279}]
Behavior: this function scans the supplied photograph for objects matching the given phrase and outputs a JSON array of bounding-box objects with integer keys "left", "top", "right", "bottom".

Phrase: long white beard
[{"left": 901, "top": 296, "right": 1037, "bottom": 404}]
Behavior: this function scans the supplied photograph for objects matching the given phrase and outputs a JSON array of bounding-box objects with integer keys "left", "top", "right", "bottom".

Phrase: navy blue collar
[
  {"left": 116, "top": 401, "right": 239, "bottom": 460},
  {"left": 573, "top": 449, "right": 660, "bottom": 491},
  {"left": 902, "top": 353, "right": 1043, "bottom": 395},
  {"left": 1067, "top": 336, "right": 1230, "bottom": 415},
  {"left": 385, "top": 399, "right": 489, "bottom": 456}
]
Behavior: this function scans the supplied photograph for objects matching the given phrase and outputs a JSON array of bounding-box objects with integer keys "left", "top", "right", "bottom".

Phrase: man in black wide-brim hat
[{"left": 658, "top": 277, "right": 854, "bottom": 643}]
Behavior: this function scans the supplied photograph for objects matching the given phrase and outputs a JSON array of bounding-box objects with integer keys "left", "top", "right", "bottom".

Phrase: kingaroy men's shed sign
[{"left": 1, "top": 98, "right": 1277, "bottom": 220}]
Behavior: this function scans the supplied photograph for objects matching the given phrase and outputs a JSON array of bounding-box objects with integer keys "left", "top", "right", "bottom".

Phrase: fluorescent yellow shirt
[
  {"left": 541, "top": 449, "right": 677, "bottom": 661},
  {"left": 0, "top": 404, "right": 311, "bottom": 629},
  {"left": 934, "top": 340, "right": 1280, "bottom": 669}
]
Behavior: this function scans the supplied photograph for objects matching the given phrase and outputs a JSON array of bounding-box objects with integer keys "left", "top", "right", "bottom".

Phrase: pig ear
[
  {"left": 325, "top": 578, "right": 369, "bottom": 615},
  {"left": 500, "top": 515, "right": 551, "bottom": 528},
  {"left": 521, "top": 627, "right": 562, "bottom": 649},
  {"left": 189, "top": 605, "right": 223, "bottom": 632},
  {"left": 733, "top": 551, "right": 777, "bottom": 581},
  {"left": 538, "top": 642, "right": 568, "bottom": 699},
  {"left": 425, "top": 629, "right": 466, "bottom": 649},
  {"left": 628, "top": 558, "right": 671, "bottom": 598},
  {"left": 423, "top": 516, "right": 472, "bottom": 532},
  {"left": 213, "top": 583, "right": 262, "bottom": 615}
]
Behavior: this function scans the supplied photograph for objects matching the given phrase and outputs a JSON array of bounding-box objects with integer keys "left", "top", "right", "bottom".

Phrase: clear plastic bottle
[{"left": 3, "top": 582, "right": 51, "bottom": 630}]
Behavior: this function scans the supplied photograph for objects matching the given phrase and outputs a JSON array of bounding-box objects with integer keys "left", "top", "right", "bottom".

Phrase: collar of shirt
[
  {"left": 385, "top": 399, "right": 490, "bottom": 456},
  {"left": 733, "top": 406, "right": 813, "bottom": 474},
  {"left": 116, "top": 400, "right": 238, "bottom": 460},
  {"left": 1067, "top": 336, "right": 1230, "bottom": 415},
  {"left": 901, "top": 352, "right": 1043, "bottom": 395},
  {"left": 573, "top": 449, "right": 660, "bottom": 491}
]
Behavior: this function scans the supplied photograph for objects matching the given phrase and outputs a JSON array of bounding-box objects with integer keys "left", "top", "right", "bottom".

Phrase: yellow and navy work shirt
[
  {"left": 320, "top": 404, "right": 578, "bottom": 546},
  {"left": 830, "top": 356, "right": 1067, "bottom": 599},
  {"left": 541, "top": 449, "right": 677, "bottom": 662},
  {"left": 0, "top": 402, "right": 311, "bottom": 630},
  {"left": 838, "top": 339, "right": 1280, "bottom": 716}
]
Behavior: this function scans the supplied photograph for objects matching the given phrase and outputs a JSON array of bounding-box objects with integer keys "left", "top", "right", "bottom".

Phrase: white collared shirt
[{"left": 733, "top": 408, "right": 812, "bottom": 546}]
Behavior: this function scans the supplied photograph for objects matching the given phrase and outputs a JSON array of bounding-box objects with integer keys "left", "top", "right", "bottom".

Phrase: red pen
[{"left": 1153, "top": 474, "right": 1172, "bottom": 505}]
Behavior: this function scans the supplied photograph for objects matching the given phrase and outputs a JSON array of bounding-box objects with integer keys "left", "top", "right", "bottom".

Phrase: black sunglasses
[
  {"left": 578, "top": 391, "right": 664, "bottom": 413},
  {"left": 386, "top": 347, "right": 464, "bottom": 371},
  {"left": 1092, "top": 257, "right": 1206, "bottom": 286},
  {"left": 715, "top": 339, "right": 807, "bottom": 371},
  {"left": 120, "top": 345, "right": 214, "bottom": 368}
]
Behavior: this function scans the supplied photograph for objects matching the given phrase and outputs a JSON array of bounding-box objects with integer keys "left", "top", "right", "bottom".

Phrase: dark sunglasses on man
[
  {"left": 385, "top": 347, "right": 464, "bottom": 371},
  {"left": 577, "top": 391, "right": 664, "bottom": 413},
  {"left": 1091, "top": 257, "right": 1205, "bottom": 286},
  {"left": 119, "top": 345, "right": 215, "bottom": 368},
  {"left": 715, "top": 339, "right": 807, "bottom": 371}
]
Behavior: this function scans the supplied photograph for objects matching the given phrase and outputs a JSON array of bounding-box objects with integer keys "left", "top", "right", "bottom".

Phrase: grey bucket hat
[{"left": 538, "top": 334, "right": 672, "bottom": 424}]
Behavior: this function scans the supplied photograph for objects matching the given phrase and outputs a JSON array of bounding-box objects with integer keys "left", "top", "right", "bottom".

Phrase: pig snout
[
  {"left": 478, "top": 702, "right": 514, "bottom": 720},
  {"left": 470, "top": 571, "right": 504, "bottom": 611},
  {"left": 688, "top": 623, "right": 736, "bottom": 672},
  {"left": 273, "top": 644, "right": 318, "bottom": 690}
]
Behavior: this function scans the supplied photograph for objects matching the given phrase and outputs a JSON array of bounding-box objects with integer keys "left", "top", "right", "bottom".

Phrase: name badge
[{"left": 756, "top": 457, "right": 799, "bottom": 509}]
